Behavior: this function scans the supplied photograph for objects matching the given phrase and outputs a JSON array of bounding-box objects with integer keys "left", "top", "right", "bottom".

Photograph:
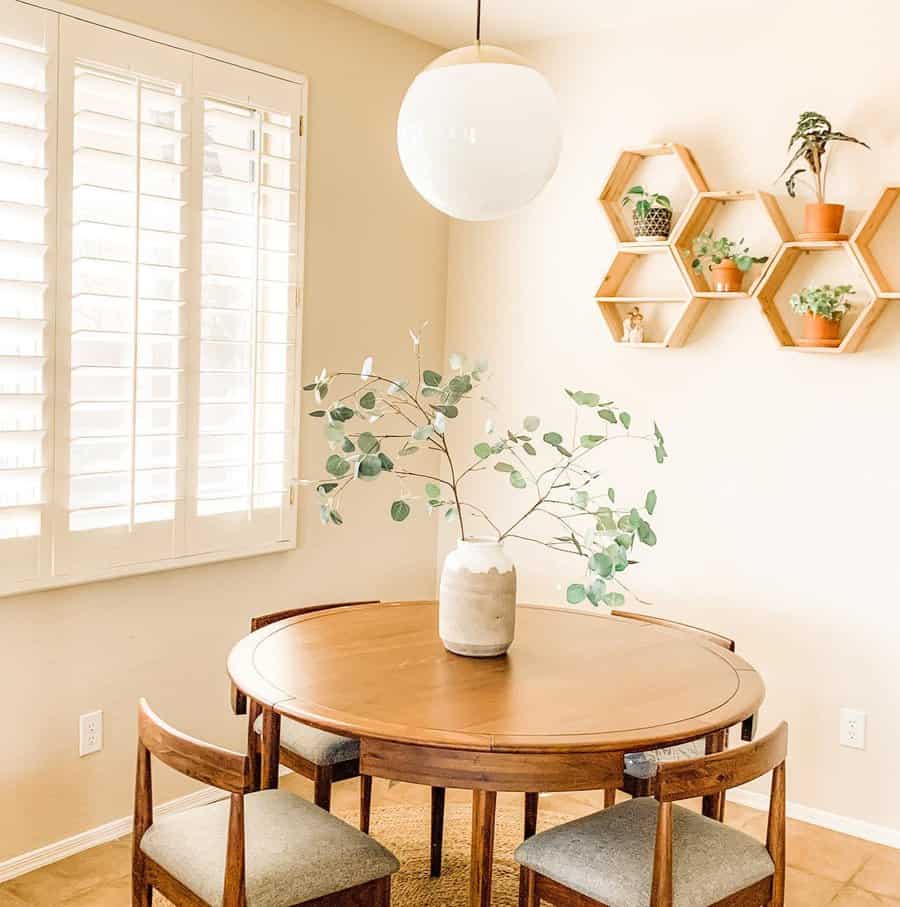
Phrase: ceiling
[{"left": 322, "top": 0, "right": 766, "bottom": 49}]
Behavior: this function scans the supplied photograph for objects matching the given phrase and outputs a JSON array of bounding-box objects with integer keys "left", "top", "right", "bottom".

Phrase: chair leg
[
  {"left": 519, "top": 867, "right": 538, "bottom": 907},
  {"left": 246, "top": 698, "right": 262, "bottom": 792},
  {"left": 604, "top": 787, "right": 617, "bottom": 808},
  {"left": 131, "top": 860, "right": 151, "bottom": 907},
  {"left": 375, "top": 875, "right": 391, "bottom": 906},
  {"left": 430, "top": 786, "right": 446, "bottom": 877},
  {"left": 360, "top": 773, "right": 373, "bottom": 833},
  {"left": 702, "top": 730, "right": 728, "bottom": 821},
  {"left": 313, "top": 764, "right": 333, "bottom": 811},
  {"left": 518, "top": 794, "right": 539, "bottom": 906}
]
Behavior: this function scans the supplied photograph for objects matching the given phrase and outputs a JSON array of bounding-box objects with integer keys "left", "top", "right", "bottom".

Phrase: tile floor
[{"left": 1, "top": 775, "right": 897, "bottom": 906}]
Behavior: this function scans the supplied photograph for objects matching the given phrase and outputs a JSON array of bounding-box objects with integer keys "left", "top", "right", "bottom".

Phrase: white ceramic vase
[{"left": 438, "top": 538, "right": 517, "bottom": 657}]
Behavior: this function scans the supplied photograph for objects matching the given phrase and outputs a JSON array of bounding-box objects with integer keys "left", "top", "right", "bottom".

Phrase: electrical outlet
[
  {"left": 839, "top": 708, "right": 866, "bottom": 750},
  {"left": 79, "top": 710, "right": 103, "bottom": 756}
]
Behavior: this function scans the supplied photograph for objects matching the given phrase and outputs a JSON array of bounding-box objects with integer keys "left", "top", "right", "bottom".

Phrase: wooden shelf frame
[
  {"left": 671, "top": 191, "right": 795, "bottom": 297},
  {"left": 597, "top": 143, "right": 708, "bottom": 245},
  {"left": 851, "top": 185, "right": 900, "bottom": 298},
  {"left": 594, "top": 244, "right": 703, "bottom": 349},
  {"left": 754, "top": 241, "right": 886, "bottom": 354}
]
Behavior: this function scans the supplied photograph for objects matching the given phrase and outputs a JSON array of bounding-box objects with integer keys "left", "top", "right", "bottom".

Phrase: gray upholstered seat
[
  {"left": 515, "top": 798, "right": 774, "bottom": 907},
  {"left": 625, "top": 740, "right": 704, "bottom": 781},
  {"left": 253, "top": 714, "right": 360, "bottom": 766},
  {"left": 140, "top": 789, "right": 398, "bottom": 907}
]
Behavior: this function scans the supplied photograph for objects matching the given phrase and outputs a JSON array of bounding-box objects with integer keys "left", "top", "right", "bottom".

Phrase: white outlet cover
[
  {"left": 79, "top": 710, "right": 103, "bottom": 756},
  {"left": 839, "top": 708, "right": 866, "bottom": 750}
]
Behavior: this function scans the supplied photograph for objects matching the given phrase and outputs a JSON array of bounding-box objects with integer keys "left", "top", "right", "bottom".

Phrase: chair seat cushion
[
  {"left": 253, "top": 714, "right": 360, "bottom": 766},
  {"left": 141, "top": 789, "right": 398, "bottom": 907},
  {"left": 515, "top": 798, "right": 774, "bottom": 907},
  {"left": 625, "top": 740, "right": 705, "bottom": 780}
]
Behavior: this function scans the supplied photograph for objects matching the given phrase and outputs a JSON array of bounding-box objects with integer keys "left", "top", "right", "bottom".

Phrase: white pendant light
[{"left": 397, "top": 0, "right": 562, "bottom": 222}]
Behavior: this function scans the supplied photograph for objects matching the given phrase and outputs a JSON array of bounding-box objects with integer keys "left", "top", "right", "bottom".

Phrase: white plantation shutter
[
  {"left": 0, "top": 0, "right": 56, "bottom": 588},
  {"left": 0, "top": 1, "right": 304, "bottom": 596},
  {"left": 187, "top": 57, "right": 301, "bottom": 554},
  {"left": 53, "top": 18, "right": 193, "bottom": 574}
]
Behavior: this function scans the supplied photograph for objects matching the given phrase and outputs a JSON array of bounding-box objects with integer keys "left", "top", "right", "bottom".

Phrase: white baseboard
[
  {"left": 0, "top": 786, "right": 226, "bottom": 884},
  {"left": 727, "top": 789, "right": 900, "bottom": 849}
]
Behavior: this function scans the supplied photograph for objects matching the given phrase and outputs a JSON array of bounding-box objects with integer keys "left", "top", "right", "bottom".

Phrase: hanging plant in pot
[
  {"left": 621, "top": 186, "right": 673, "bottom": 242},
  {"left": 790, "top": 283, "right": 854, "bottom": 347},
  {"left": 690, "top": 230, "right": 768, "bottom": 292},
  {"left": 301, "top": 329, "right": 666, "bottom": 658},
  {"left": 780, "top": 111, "right": 869, "bottom": 240}
]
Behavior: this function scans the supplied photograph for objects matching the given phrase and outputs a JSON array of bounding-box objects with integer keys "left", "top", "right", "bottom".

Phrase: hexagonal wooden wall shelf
[
  {"left": 754, "top": 241, "right": 886, "bottom": 353},
  {"left": 594, "top": 245, "right": 704, "bottom": 349},
  {"left": 671, "top": 191, "right": 794, "bottom": 298},
  {"left": 851, "top": 185, "right": 900, "bottom": 297},
  {"left": 597, "top": 143, "right": 708, "bottom": 245}
]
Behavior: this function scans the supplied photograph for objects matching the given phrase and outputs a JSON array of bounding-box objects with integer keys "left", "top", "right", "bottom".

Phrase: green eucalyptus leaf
[
  {"left": 398, "top": 443, "right": 418, "bottom": 456},
  {"left": 390, "top": 500, "right": 410, "bottom": 522},
  {"left": 316, "top": 482, "right": 338, "bottom": 495},
  {"left": 645, "top": 489, "right": 657, "bottom": 514},
  {"left": 326, "top": 424, "right": 345, "bottom": 443},
  {"left": 557, "top": 445, "right": 572, "bottom": 458},
  {"left": 413, "top": 425, "right": 433, "bottom": 441},
  {"left": 601, "top": 591, "right": 625, "bottom": 607},
  {"left": 523, "top": 416, "right": 540, "bottom": 432},
  {"left": 543, "top": 431, "right": 563, "bottom": 446},
  {"left": 509, "top": 470, "right": 527, "bottom": 489},
  {"left": 448, "top": 375, "right": 472, "bottom": 395},
  {"left": 494, "top": 462, "right": 515, "bottom": 473},
  {"left": 608, "top": 487, "right": 616, "bottom": 502},
  {"left": 423, "top": 370, "right": 442, "bottom": 387},
  {"left": 580, "top": 434, "right": 604, "bottom": 448},
  {"left": 302, "top": 382, "right": 317, "bottom": 391},
  {"left": 432, "top": 404, "right": 459, "bottom": 418},
  {"left": 589, "top": 552, "right": 613, "bottom": 577},
  {"left": 425, "top": 482, "right": 441, "bottom": 498},
  {"left": 597, "top": 409, "right": 617, "bottom": 424},
  {"left": 474, "top": 442, "right": 492, "bottom": 459},
  {"left": 566, "top": 583, "right": 586, "bottom": 604},
  {"left": 326, "top": 454, "right": 350, "bottom": 477},
  {"left": 378, "top": 452, "right": 394, "bottom": 472},
  {"left": 329, "top": 406, "right": 354, "bottom": 422},
  {"left": 342, "top": 438, "right": 356, "bottom": 453},
  {"left": 358, "top": 432, "right": 380, "bottom": 454},
  {"left": 619, "top": 412, "right": 631, "bottom": 429},
  {"left": 309, "top": 410, "right": 326, "bottom": 417},
  {"left": 357, "top": 455, "right": 382, "bottom": 479},
  {"left": 359, "top": 392, "right": 376, "bottom": 410},
  {"left": 523, "top": 442, "right": 536, "bottom": 456},
  {"left": 329, "top": 509, "right": 343, "bottom": 526}
]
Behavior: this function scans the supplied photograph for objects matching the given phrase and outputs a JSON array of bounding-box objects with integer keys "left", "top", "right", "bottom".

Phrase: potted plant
[
  {"left": 690, "top": 230, "right": 768, "bottom": 292},
  {"left": 621, "top": 186, "right": 673, "bottom": 241},
  {"left": 780, "top": 111, "right": 869, "bottom": 239},
  {"left": 301, "top": 329, "right": 666, "bottom": 657},
  {"left": 789, "top": 283, "right": 854, "bottom": 347}
]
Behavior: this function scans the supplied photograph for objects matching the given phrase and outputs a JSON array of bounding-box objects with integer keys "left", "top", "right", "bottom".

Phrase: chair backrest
[
  {"left": 135, "top": 700, "right": 252, "bottom": 907},
  {"left": 610, "top": 609, "right": 736, "bottom": 652},
  {"left": 649, "top": 723, "right": 788, "bottom": 906}
]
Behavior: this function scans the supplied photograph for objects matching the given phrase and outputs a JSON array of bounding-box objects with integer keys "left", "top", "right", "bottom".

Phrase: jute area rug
[{"left": 157, "top": 803, "right": 570, "bottom": 906}]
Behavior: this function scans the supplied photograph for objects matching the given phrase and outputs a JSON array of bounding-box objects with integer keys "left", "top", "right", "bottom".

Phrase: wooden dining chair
[
  {"left": 133, "top": 699, "right": 399, "bottom": 907},
  {"left": 234, "top": 600, "right": 451, "bottom": 877},
  {"left": 516, "top": 722, "right": 788, "bottom": 907}
]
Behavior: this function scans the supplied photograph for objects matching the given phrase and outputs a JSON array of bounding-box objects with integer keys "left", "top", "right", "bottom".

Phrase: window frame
[{"left": 1, "top": 0, "right": 307, "bottom": 598}]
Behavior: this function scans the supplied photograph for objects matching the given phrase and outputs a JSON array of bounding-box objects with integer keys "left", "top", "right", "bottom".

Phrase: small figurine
[{"left": 622, "top": 306, "right": 644, "bottom": 344}]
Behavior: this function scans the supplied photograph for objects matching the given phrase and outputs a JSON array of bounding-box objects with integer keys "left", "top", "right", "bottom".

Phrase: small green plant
[
  {"left": 780, "top": 111, "right": 869, "bottom": 202},
  {"left": 690, "top": 230, "right": 768, "bottom": 274},
  {"left": 789, "top": 284, "right": 854, "bottom": 321},
  {"left": 621, "top": 186, "right": 671, "bottom": 218}
]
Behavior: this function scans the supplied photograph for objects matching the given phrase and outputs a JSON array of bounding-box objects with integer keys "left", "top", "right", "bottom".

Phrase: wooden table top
[{"left": 228, "top": 601, "right": 764, "bottom": 754}]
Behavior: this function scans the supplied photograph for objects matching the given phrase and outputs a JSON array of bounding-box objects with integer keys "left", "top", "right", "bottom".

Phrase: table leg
[
  {"left": 470, "top": 789, "right": 497, "bottom": 907},
  {"left": 518, "top": 793, "right": 540, "bottom": 906},
  {"left": 430, "top": 786, "right": 446, "bottom": 877},
  {"left": 260, "top": 707, "right": 281, "bottom": 790},
  {"left": 702, "top": 729, "right": 728, "bottom": 821}
]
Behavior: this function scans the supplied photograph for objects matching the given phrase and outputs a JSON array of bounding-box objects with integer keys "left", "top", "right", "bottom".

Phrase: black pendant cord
[{"left": 475, "top": 0, "right": 482, "bottom": 42}]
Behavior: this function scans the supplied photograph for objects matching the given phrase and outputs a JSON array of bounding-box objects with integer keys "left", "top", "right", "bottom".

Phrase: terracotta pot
[
  {"left": 799, "top": 311, "right": 842, "bottom": 348},
  {"left": 804, "top": 203, "right": 845, "bottom": 237},
  {"left": 439, "top": 538, "right": 516, "bottom": 657},
  {"left": 710, "top": 259, "right": 744, "bottom": 293}
]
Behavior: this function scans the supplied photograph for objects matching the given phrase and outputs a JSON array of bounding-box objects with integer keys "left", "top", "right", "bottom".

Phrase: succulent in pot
[
  {"left": 790, "top": 283, "right": 854, "bottom": 348},
  {"left": 780, "top": 111, "right": 869, "bottom": 239},
  {"left": 690, "top": 230, "right": 768, "bottom": 293},
  {"left": 621, "top": 186, "right": 673, "bottom": 242}
]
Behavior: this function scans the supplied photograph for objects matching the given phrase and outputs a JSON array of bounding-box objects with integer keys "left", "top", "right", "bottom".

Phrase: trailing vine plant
[{"left": 302, "top": 328, "right": 667, "bottom": 608}]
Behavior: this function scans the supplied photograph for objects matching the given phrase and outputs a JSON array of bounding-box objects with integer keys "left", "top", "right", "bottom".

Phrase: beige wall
[
  {"left": 442, "top": 10, "right": 900, "bottom": 833},
  {"left": 1, "top": 0, "right": 447, "bottom": 860}
]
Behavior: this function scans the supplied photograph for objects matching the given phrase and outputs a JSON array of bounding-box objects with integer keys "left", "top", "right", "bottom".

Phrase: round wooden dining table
[{"left": 227, "top": 600, "right": 764, "bottom": 907}]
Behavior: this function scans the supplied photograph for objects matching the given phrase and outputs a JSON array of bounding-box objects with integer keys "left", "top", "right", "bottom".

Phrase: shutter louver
[{"left": 0, "top": 0, "right": 56, "bottom": 587}]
